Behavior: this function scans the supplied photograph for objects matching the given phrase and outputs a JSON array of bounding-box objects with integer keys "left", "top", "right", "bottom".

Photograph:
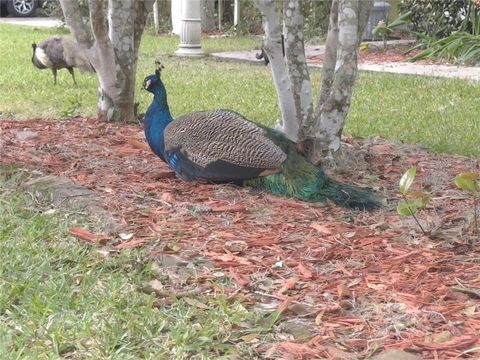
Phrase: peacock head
[{"left": 143, "top": 62, "right": 165, "bottom": 94}]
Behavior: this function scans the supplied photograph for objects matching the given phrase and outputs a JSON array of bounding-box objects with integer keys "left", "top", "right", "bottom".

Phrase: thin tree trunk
[
  {"left": 201, "top": 0, "right": 216, "bottom": 31},
  {"left": 254, "top": 0, "right": 300, "bottom": 141},
  {"left": 301, "top": 0, "right": 372, "bottom": 164},
  {"left": 153, "top": 0, "right": 160, "bottom": 34},
  {"left": 88, "top": 0, "right": 117, "bottom": 121},
  {"left": 283, "top": 0, "right": 313, "bottom": 139},
  {"left": 109, "top": 0, "right": 137, "bottom": 121},
  {"left": 59, "top": 0, "right": 93, "bottom": 47}
]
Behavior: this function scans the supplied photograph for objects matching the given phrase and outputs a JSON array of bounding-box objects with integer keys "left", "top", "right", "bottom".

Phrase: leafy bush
[
  {"left": 400, "top": 0, "right": 470, "bottom": 37},
  {"left": 303, "top": 0, "right": 332, "bottom": 40},
  {"left": 409, "top": 1, "right": 480, "bottom": 64}
]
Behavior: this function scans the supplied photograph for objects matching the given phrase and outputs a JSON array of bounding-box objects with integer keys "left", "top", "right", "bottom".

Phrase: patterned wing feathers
[{"left": 164, "top": 110, "right": 286, "bottom": 169}]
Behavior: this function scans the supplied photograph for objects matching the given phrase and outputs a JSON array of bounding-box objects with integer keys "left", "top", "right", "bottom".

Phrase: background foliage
[{"left": 399, "top": 0, "right": 470, "bottom": 37}]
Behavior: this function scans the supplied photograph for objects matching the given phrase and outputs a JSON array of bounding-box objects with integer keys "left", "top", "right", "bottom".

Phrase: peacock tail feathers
[{"left": 244, "top": 134, "right": 379, "bottom": 210}]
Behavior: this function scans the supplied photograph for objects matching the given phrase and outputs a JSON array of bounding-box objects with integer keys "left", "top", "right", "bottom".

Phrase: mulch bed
[
  {"left": 308, "top": 46, "right": 445, "bottom": 66},
  {"left": 2, "top": 117, "right": 480, "bottom": 359}
]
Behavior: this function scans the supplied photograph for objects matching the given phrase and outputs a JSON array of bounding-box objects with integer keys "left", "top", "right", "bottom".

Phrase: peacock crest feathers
[{"left": 164, "top": 110, "right": 287, "bottom": 169}]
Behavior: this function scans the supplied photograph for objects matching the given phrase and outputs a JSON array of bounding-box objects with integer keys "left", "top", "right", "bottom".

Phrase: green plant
[
  {"left": 397, "top": 167, "right": 431, "bottom": 235},
  {"left": 455, "top": 172, "right": 479, "bottom": 235},
  {"left": 408, "top": 1, "right": 480, "bottom": 64},
  {"left": 373, "top": 11, "right": 412, "bottom": 50},
  {"left": 399, "top": 0, "right": 470, "bottom": 38}
]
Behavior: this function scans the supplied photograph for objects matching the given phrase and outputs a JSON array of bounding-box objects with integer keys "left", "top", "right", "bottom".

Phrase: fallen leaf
[
  {"left": 297, "top": 263, "right": 313, "bottom": 279},
  {"left": 240, "top": 333, "right": 258, "bottom": 342},
  {"left": 68, "top": 227, "right": 109, "bottom": 244},
  {"left": 433, "top": 330, "right": 453, "bottom": 343},
  {"left": 225, "top": 240, "right": 248, "bottom": 253},
  {"left": 310, "top": 223, "right": 333, "bottom": 235},
  {"left": 279, "top": 277, "right": 297, "bottom": 294},
  {"left": 119, "top": 232, "right": 134, "bottom": 240},
  {"left": 211, "top": 204, "right": 246, "bottom": 213},
  {"left": 161, "top": 192, "right": 176, "bottom": 203},
  {"left": 183, "top": 297, "right": 210, "bottom": 309},
  {"left": 337, "top": 283, "right": 351, "bottom": 298}
]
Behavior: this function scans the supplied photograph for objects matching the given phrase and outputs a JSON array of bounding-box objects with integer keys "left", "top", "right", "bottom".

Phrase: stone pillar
[{"left": 175, "top": 0, "right": 205, "bottom": 57}]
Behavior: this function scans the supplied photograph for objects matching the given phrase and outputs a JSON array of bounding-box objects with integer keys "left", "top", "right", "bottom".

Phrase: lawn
[
  {"left": 1, "top": 23, "right": 480, "bottom": 359},
  {"left": 0, "top": 168, "right": 260, "bottom": 359}
]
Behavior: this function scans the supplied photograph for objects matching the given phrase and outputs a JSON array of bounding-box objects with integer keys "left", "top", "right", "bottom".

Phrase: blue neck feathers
[{"left": 144, "top": 82, "right": 173, "bottom": 161}]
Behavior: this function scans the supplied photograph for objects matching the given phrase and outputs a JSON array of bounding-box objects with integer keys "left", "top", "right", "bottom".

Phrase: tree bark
[
  {"left": 253, "top": 0, "right": 301, "bottom": 141},
  {"left": 201, "top": 0, "right": 216, "bottom": 31},
  {"left": 59, "top": 0, "right": 93, "bottom": 47},
  {"left": 283, "top": 0, "right": 313, "bottom": 140},
  {"left": 301, "top": 0, "right": 372, "bottom": 164},
  {"left": 60, "top": 0, "right": 153, "bottom": 123}
]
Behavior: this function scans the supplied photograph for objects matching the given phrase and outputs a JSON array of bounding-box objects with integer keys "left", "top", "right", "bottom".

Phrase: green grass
[
  {"left": 0, "top": 169, "right": 263, "bottom": 359},
  {"left": 1, "top": 23, "right": 479, "bottom": 157}
]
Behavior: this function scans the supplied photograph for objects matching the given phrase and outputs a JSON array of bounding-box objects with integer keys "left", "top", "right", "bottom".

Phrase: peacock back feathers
[{"left": 164, "top": 110, "right": 286, "bottom": 169}]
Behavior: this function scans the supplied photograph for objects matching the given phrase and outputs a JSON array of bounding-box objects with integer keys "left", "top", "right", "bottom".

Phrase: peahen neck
[{"left": 144, "top": 83, "right": 173, "bottom": 160}]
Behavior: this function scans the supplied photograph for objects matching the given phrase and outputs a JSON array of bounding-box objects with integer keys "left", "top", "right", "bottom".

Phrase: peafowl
[
  {"left": 143, "top": 68, "right": 380, "bottom": 210},
  {"left": 32, "top": 36, "right": 95, "bottom": 85}
]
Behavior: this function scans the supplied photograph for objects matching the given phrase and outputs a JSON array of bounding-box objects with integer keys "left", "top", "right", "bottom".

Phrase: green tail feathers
[
  {"left": 243, "top": 140, "right": 380, "bottom": 209},
  {"left": 244, "top": 168, "right": 380, "bottom": 210},
  {"left": 314, "top": 178, "right": 381, "bottom": 210}
]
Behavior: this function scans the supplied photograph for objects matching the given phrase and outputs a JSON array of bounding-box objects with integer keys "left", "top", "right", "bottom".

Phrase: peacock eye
[{"left": 144, "top": 79, "right": 151, "bottom": 89}]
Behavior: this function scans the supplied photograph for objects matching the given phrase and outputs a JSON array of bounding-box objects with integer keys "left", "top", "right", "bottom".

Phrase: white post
[
  {"left": 171, "top": 0, "right": 182, "bottom": 35},
  {"left": 175, "top": 0, "right": 205, "bottom": 57},
  {"left": 234, "top": 0, "right": 240, "bottom": 30},
  {"left": 153, "top": 0, "right": 159, "bottom": 35}
]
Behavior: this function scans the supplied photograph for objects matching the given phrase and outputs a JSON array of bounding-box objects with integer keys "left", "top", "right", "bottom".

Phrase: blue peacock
[{"left": 143, "top": 67, "right": 380, "bottom": 210}]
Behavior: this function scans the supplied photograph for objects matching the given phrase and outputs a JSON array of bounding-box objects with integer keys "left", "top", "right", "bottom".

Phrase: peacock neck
[{"left": 144, "top": 86, "right": 173, "bottom": 160}]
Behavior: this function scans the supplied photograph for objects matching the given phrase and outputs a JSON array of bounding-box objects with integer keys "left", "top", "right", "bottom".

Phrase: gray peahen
[
  {"left": 143, "top": 67, "right": 380, "bottom": 210},
  {"left": 31, "top": 36, "right": 94, "bottom": 85}
]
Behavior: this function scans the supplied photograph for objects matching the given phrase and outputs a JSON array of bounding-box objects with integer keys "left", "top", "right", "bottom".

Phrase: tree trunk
[
  {"left": 301, "top": 0, "right": 372, "bottom": 164},
  {"left": 283, "top": 0, "right": 313, "bottom": 140},
  {"left": 201, "top": 0, "right": 216, "bottom": 31},
  {"left": 59, "top": 0, "right": 153, "bottom": 123},
  {"left": 254, "top": 0, "right": 303, "bottom": 141},
  {"left": 59, "top": 0, "right": 93, "bottom": 47},
  {"left": 254, "top": 0, "right": 372, "bottom": 164}
]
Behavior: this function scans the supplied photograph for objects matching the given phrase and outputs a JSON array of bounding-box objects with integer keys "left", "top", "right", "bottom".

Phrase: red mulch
[
  {"left": 308, "top": 46, "right": 444, "bottom": 66},
  {"left": 2, "top": 118, "right": 480, "bottom": 359}
]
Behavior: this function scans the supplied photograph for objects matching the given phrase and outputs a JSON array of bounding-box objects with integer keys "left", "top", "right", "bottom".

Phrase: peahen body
[
  {"left": 32, "top": 36, "right": 95, "bottom": 85},
  {"left": 143, "top": 69, "right": 380, "bottom": 210}
]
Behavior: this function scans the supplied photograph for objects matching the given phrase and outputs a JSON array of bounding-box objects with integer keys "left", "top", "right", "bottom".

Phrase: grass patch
[
  {"left": 0, "top": 168, "right": 261, "bottom": 359},
  {"left": 0, "top": 23, "right": 479, "bottom": 158}
]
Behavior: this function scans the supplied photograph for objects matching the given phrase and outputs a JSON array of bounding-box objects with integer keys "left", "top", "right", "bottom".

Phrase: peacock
[
  {"left": 143, "top": 67, "right": 380, "bottom": 210},
  {"left": 32, "top": 36, "right": 95, "bottom": 85}
]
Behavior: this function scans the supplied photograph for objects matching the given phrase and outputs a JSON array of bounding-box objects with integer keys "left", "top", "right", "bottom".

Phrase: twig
[
  {"left": 139, "top": 286, "right": 209, "bottom": 298},
  {"left": 127, "top": 192, "right": 173, "bottom": 207},
  {"left": 450, "top": 285, "right": 480, "bottom": 299},
  {"left": 253, "top": 291, "right": 328, "bottom": 310},
  {"left": 456, "top": 346, "right": 480, "bottom": 357}
]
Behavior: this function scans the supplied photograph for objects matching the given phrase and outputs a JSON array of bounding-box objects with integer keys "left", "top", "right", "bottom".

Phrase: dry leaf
[{"left": 337, "top": 283, "right": 351, "bottom": 298}]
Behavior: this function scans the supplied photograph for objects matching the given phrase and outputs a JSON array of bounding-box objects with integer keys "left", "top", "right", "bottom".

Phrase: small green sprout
[{"left": 397, "top": 166, "right": 431, "bottom": 235}]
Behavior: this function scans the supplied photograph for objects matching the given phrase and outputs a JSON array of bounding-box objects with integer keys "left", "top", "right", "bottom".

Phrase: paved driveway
[{"left": 0, "top": 16, "right": 62, "bottom": 28}]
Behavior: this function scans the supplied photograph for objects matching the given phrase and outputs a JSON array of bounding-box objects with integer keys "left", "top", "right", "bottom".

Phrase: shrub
[
  {"left": 399, "top": 0, "right": 470, "bottom": 37},
  {"left": 409, "top": 1, "right": 480, "bottom": 64}
]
